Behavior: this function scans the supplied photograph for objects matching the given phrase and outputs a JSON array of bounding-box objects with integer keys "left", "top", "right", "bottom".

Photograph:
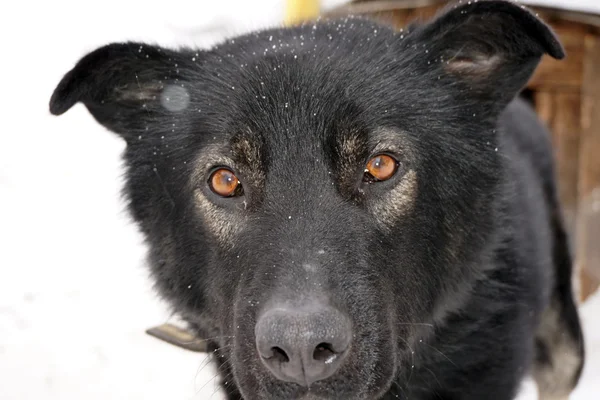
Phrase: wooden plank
[
  {"left": 387, "top": 5, "right": 440, "bottom": 28},
  {"left": 528, "top": 53, "right": 584, "bottom": 90},
  {"left": 552, "top": 92, "right": 581, "bottom": 237},
  {"left": 534, "top": 90, "right": 555, "bottom": 128},
  {"left": 576, "top": 33, "right": 600, "bottom": 301}
]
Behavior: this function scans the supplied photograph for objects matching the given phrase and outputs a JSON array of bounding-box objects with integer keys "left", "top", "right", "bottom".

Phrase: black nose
[{"left": 255, "top": 303, "right": 352, "bottom": 387}]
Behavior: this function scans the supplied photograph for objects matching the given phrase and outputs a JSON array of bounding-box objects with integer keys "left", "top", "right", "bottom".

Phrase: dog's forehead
[
  {"left": 194, "top": 19, "right": 407, "bottom": 176},
  {"left": 213, "top": 17, "right": 394, "bottom": 58},
  {"left": 203, "top": 17, "right": 398, "bottom": 110}
]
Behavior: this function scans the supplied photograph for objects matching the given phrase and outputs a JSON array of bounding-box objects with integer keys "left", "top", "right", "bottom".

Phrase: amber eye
[
  {"left": 209, "top": 168, "right": 243, "bottom": 197},
  {"left": 364, "top": 154, "right": 398, "bottom": 183}
]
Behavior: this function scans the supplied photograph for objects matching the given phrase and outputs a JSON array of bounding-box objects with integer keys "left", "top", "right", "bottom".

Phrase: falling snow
[{"left": 3, "top": 1, "right": 600, "bottom": 400}]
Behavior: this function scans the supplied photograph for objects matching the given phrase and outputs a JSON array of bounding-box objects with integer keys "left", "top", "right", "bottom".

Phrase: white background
[{"left": 0, "top": 1, "right": 598, "bottom": 399}]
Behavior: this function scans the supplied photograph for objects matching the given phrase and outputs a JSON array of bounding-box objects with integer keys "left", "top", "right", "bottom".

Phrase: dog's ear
[
  {"left": 50, "top": 43, "right": 195, "bottom": 141},
  {"left": 408, "top": 0, "right": 564, "bottom": 110}
]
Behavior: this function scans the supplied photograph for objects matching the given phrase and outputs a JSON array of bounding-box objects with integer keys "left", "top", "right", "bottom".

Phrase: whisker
[
  {"left": 423, "top": 342, "right": 457, "bottom": 367},
  {"left": 423, "top": 366, "right": 442, "bottom": 388},
  {"left": 396, "top": 322, "right": 434, "bottom": 328},
  {"left": 209, "top": 371, "right": 234, "bottom": 399},
  {"left": 195, "top": 353, "right": 216, "bottom": 383},
  {"left": 152, "top": 166, "right": 175, "bottom": 209},
  {"left": 195, "top": 345, "right": 232, "bottom": 379},
  {"left": 194, "top": 368, "right": 224, "bottom": 398},
  {"left": 392, "top": 379, "right": 407, "bottom": 399},
  {"left": 398, "top": 337, "right": 416, "bottom": 386}
]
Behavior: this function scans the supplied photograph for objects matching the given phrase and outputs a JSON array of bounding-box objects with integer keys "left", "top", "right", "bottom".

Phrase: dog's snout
[{"left": 255, "top": 303, "right": 352, "bottom": 387}]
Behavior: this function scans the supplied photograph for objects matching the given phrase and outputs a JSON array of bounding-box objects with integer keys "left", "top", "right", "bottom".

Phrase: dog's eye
[
  {"left": 209, "top": 168, "right": 243, "bottom": 197},
  {"left": 364, "top": 154, "right": 398, "bottom": 183}
]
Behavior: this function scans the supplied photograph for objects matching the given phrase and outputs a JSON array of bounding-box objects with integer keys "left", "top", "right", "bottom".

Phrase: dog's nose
[{"left": 255, "top": 303, "right": 352, "bottom": 387}]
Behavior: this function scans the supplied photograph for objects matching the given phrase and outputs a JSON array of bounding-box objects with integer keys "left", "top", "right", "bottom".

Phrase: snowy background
[{"left": 1, "top": 0, "right": 599, "bottom": 399}]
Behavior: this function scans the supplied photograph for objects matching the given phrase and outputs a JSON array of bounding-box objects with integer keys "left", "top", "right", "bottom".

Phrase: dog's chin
[
  {"left": 237, "top": 385, "right": 387, "bottom": 400},
  {"left": 234, "top": 366, "right": 395, "bottom": 400}
]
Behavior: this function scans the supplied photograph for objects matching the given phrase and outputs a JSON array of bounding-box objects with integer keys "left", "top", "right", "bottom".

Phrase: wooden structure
[{"left": 321, "top": 0, "right": 600, "bottom": 301}]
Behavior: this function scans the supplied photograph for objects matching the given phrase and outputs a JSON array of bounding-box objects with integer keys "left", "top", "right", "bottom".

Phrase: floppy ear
[
  {"left": 49, "top": 43, "right": 195, "bottom": 141},
  {"left": 408, "top": 0, "right": 564, "bottom": 110}
]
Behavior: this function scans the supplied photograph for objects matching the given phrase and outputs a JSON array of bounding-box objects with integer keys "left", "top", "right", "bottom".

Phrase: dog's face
[{"left": 50, "top": 1, "right": 563, "bottom": 399}]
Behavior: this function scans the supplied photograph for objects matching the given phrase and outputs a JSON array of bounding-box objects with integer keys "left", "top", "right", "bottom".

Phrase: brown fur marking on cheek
[
  {"left": 533, "top": 297, "right": 584, "bottom": 399},
  {"left": 369, "top": 169, "right": 417, "bottom": 229},
  {"left": 190, "top": 145, "right": 245, "bottom": 246},
  {"left": 193, "top": 189, "right": 242, "bottom": 246}
]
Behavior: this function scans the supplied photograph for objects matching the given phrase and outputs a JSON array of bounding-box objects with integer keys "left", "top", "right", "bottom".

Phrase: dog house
[{"left": 318, "top": 0, "right": 600, "bottom": 301}]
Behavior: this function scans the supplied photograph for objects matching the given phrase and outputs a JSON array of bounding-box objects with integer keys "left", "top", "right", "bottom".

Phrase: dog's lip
[
  {"left": 295, "top": 390, "right": 327, "bottom": 400},
  {"left": 298, "top": 395, "right": 323, "bottom": 400},
  {"left": 275, "top": 385, "right": 350, "bottom": 400},
  {"left": 252, "top": 383, "right": 338, "bottom": 400}
]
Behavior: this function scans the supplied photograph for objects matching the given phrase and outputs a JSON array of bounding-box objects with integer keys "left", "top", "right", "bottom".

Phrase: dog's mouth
[
  {"left": 145, "top": 318, "right": 396, "bottom": 400},
  {"left": 231, "top": 322, "right": 397, "bottom": 400},
  {"left": 248, "top": 379, "right": 375, "bottom": 400},
  {"left": 245, "top": 374, "right": 394, "bottom": 400},
  {"left": 289, "top": 387, "right": 344, "bottom": 400}
]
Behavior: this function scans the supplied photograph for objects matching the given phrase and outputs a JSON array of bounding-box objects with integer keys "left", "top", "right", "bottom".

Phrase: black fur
[{"left": 50, "top": 1, "right": 584, "bottom": 399}]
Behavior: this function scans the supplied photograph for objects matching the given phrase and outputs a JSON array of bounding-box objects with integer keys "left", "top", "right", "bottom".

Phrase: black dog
[{"left": 50, "top": 1, "right": 584, "bottom": 399}]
